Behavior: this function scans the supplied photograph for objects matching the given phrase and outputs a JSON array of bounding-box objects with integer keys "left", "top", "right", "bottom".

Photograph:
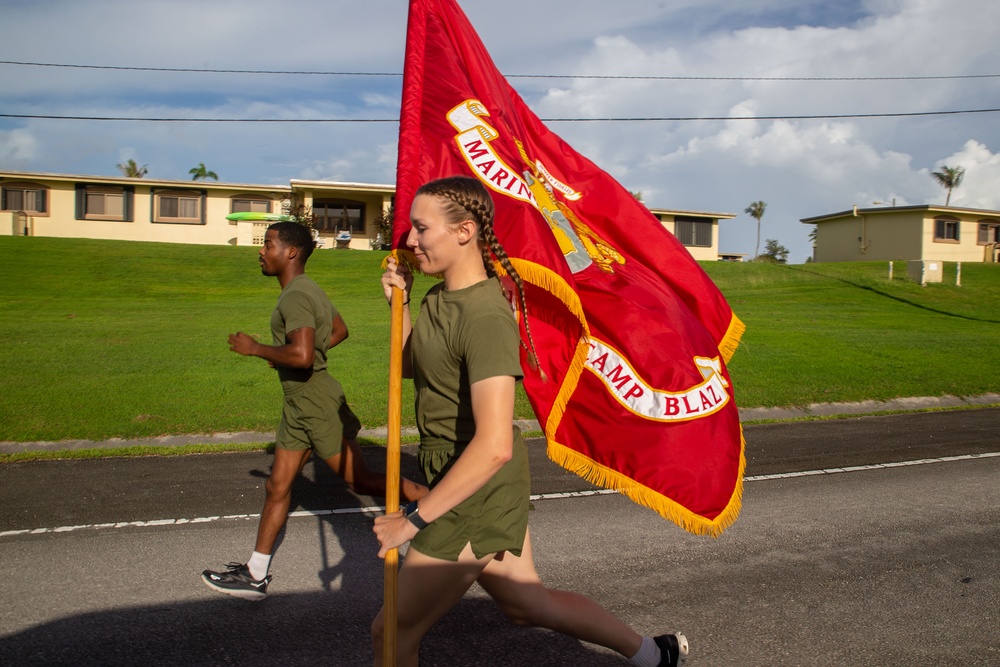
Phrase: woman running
[{"left": 373, "top": 175, "right": 687, "bottom": 667}]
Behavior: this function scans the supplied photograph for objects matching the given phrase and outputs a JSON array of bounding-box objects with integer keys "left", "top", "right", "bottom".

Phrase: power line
[
  {"left": 1, "top": 59, "right": 998, "bottom": 81},
  {"left": 552, "top": 108, "right": 1000, "bottom": 121},
  {"left": 2, "top": 108, "right": 998, "bottom": 123},
  {"left": 0, "top": 60, "right": 392, "bottom": 77}
]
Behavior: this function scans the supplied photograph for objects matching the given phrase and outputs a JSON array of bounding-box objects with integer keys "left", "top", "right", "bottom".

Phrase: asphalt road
[{"left": 0, "top": 408, "right": 998, "bottom": 666}]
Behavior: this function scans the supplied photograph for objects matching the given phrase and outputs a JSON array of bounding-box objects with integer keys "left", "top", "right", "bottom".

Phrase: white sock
[
  {"left": 628, "top": 636, "right": 661, "bottom": 667},
  {"left": 247, "top": 551, "right": 271, "bottom": 580}
]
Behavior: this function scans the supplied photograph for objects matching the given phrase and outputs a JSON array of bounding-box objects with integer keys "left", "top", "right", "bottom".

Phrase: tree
[
  {"left": 281, "top": 198, "right": 314, "bottom": 227},
  {"left": 117, "top": 159, "right": 147, "bottom": 178},
  {"left": 931, "top": 165, "right": 965, "bottom": 206},
  {"left": 745, "top": 200, "right": 766, "bottom": 261},
  {"left": 189, "top": 162, "right": 219, "bottom": 181},
  {"left": 758, "top": 239, "right": 789, "bottom": 264}
]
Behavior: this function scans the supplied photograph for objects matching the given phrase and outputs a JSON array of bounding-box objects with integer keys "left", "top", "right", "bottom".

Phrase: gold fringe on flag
[
  {"left": 505, "top": 257, "right": 746, "bottom": 537},
  {"left": 718, "top": 313, "right": 746, "bottom": 364},
  {"left": 545, "top": 427, "right": 747, "bottom": 538}
]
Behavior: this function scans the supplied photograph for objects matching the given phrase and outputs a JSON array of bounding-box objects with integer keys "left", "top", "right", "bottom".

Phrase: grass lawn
[
  {"left": 1, "top": 236, "right": 997, "bottom": 443},
  {"left": 713, "top": 260, "right": 999, "bottom": 406}
]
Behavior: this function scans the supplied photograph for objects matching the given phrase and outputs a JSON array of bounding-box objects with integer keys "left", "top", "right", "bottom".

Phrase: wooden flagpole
[{"left": 383, "top": 284, "right": 405, "bottom": 666}]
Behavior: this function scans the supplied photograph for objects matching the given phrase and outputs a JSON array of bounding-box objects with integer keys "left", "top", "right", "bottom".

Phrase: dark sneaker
[
  {"left": 201, "top": 562, "right": 271, "bottom": 601},
  {"left": 654, "top": 633, "right": 689, "bottom": 667}
]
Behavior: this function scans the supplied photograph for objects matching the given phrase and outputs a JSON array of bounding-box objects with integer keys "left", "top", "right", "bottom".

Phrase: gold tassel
[
  {"left": 718, "top": 313, "right": 746, "bottom": 364},
  {"left": 381, "top": 248, "right": 440, "bottom": 278},
  {"left": 546, "top": 429, "right": 746, "bottom": 538}
]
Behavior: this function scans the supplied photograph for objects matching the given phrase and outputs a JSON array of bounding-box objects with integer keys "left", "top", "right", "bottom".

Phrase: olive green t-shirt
[
  {"left": 270, "top": 273, "right": 337, "bottom": 394},
  {"left": 411, "top": 278, "right": 523, "bottom": 444}
]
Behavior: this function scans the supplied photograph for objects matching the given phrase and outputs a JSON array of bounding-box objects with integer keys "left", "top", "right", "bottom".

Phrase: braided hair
[{"left": 415, "top": 176, "right": 543, "bottom": 373}]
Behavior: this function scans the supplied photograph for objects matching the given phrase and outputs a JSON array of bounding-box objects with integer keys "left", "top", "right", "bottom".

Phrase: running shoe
[
  {"left": 201, "top": 562, "right": 271, "bottom": 601},
  {"left": 654, "top": 633, "right": 689, "bottom": 667}
]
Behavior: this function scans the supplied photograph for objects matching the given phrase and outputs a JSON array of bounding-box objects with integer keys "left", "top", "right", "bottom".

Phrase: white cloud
[
  {"left": 0, "top": 129, "right": 39, "bottom": 164},
  {"left": 1, "top": 0, "right": 997, "bottom": 263},
  {"left": 517, "top": 0, "right": 1000, "bottom": 261},
  {"left": 932, "top": 140, "right": 1000, "bottom": 209}
]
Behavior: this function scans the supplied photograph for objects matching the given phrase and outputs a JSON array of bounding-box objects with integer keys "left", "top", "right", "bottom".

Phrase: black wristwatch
[{"left": 404, "top": 501, "right": 429, "bottom": 530}]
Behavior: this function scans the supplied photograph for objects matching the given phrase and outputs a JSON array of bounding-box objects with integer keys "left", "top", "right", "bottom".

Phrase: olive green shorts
[
  {"left": 276, "top": 372, "right": 362, "bottom": 460},
  {"left": 410, "top": 428, "right": 530, "bottom": 561}
]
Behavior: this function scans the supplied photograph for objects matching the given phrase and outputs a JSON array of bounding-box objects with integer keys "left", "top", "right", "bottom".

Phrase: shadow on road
[
  {"left": 0, "top": 591, "right": 625, "bottom": 666},
  {"left": 1, "top": 449, "right": 627, "bottom": 665},
  {"left": 239, "top": 445, "right": 427, "bottom": 599}
]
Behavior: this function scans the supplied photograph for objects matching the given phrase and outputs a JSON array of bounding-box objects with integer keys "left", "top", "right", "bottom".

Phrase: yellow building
[
  {"left": 802, "top": 205, "right": 1000, "bottom": 263},
  {"left": 1, "top": 170, "right": 733, "bottom": 258},
  {"left": 648, "top": 207, "right": 736, "bottom": 261},
  {"left": 0, "top": 170, "right": 394, "bottom": 250}
]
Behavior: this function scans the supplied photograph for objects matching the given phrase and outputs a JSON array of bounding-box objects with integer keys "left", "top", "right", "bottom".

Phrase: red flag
[{"left": 395, "top": 0, "right": 746, "bottom": 536}]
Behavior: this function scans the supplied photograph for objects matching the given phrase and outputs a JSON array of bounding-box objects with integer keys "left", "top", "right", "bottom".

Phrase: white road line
[
  {"left": 3, "top": 452, "right": 998, "bottom": 538},
  {"left": 743, "top": 451, "right": 1000, "bottom": 481}
]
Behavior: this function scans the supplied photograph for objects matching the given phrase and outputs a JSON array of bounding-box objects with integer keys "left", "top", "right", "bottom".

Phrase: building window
[
  {"left": 89, "top": 191, "right": 123, "bottom": 218},
  {"left": 75, "top": 184, "right": 133, "bottom": 221},
  {"left": 231, "top": 196, "right": 272, "bottom": 214},
  {"left": 934, "top": 218, "right": 959, "bottom": 242},
  {"left": 153, "top": 189, "right": 205, "bottom": 224},
  {"left": 313, "top": 199, "right": 365, "bottom": 233},
  {"left": 977, "top": 221, "right": 1000, "bottom": 244},
  {"left": 1, "top": 182, "right": 48, "bottom": 214},
  {"left": 674, "top": 217, "right": 712, "bottom": 247}
]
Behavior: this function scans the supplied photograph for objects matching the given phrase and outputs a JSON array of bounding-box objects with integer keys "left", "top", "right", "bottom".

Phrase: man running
[{"left": 202, "top": 221, "right": 426, "bottom": 600}]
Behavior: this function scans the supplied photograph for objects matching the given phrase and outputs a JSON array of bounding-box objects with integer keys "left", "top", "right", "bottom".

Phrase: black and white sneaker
[
  {"left": 654, "top": 633, "right": 689, "bottom": 667},
  {"left": 201, "top": 562, "right": 271, "bottom": 601}
]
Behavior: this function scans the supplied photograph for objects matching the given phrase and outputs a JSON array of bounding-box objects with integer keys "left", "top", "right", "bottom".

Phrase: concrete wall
[
  {"left": 811, "top": 208, "right": 1000, "bottom": 263},
  {"left": 918, "top": 215, "right": 998, "bottom": 262},
  {"left": 814, "top": 210, "right": 923, "bottom": 262}
]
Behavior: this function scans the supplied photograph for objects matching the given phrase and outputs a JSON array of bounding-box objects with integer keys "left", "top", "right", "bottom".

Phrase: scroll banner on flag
[{"left": 395, "top": 0, "right": 746, "bottom": 536}]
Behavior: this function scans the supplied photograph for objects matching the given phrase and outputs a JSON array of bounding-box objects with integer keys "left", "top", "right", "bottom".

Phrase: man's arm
[
  {"left": 228, "top": 327, "right": 316, "bottom": 369},
  {"left": 329, "top": 313, "right": 349, "bottom": 349}
]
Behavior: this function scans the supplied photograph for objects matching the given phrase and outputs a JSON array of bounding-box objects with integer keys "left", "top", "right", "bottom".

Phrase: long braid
[
  {"left": 480, "top": 223, "right": 543, "bottom": 374},
  {"left": 416, "top": 176, "right": 544, "bottom": 377}
]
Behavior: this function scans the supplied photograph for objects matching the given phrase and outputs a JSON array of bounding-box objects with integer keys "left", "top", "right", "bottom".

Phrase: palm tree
[
  {"left": 117, "top": 159, "right": 148, "bottom": 178},
  {"left": 188, "top": 162, "right": 219, "bottom": 181},
  {"left": 931, "top": 165, "right": 965, "bottom": 206},
  {"left": 745, "top": 200, "right": 766, "bottom": 261}
]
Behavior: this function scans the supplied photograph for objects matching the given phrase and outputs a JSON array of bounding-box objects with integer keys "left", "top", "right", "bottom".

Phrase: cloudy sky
[{"left": 1, "top": 0, "right": 998, "bottom": 262}]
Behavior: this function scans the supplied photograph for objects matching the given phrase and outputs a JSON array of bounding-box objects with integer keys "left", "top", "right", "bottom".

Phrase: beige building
[
  {"left": 0, "top": 170, "right": 394, "bottom": 250},
  {"left": 1, "top": 170, "right": 733, "bottom": 258},
  {"left": 649, "top": 208, "right": 736, "bottom": 261},
  {"left": 802, "top": 205, "right": 1000, "bottom": 263}
]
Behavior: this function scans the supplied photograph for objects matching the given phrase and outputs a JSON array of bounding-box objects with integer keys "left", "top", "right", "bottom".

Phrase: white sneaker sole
[{"left": 676, "top": 633, "right": 689, "bottom": 665}]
